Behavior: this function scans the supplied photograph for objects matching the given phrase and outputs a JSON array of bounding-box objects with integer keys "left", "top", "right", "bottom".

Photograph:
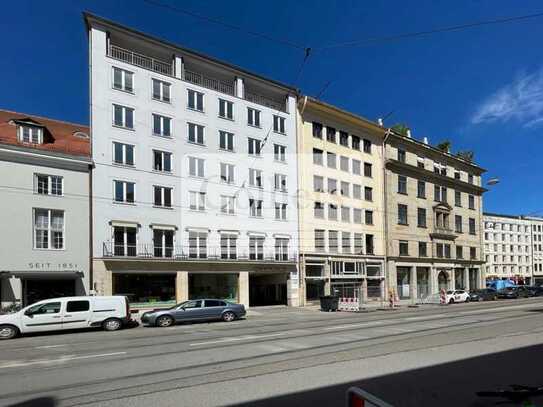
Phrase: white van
[{"left": 0, "top": 296, "right": 132, "bottom": 339}]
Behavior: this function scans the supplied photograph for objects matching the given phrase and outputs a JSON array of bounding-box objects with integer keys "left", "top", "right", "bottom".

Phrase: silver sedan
[{"left": 141, "top": 299, "right": 246, "bottom": 327}]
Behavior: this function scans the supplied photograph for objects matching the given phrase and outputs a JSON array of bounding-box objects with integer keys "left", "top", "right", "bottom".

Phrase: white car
[
  {"left": 445, "top": 290, "right": 470, "bottom": 304},
  {"left": 0, "top": 296, "right": 132, "bottom": 340}
]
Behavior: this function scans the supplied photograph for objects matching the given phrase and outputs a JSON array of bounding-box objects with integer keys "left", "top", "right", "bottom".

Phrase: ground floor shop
[
  {"left": 388, "top": 259, "right": 485, "bottom": 301},
  {"left": 93, "top": 259, "right": 298, "bottom": 309},
  {"left": 299, "top": 254, "right": 386, "bottom": 306}
]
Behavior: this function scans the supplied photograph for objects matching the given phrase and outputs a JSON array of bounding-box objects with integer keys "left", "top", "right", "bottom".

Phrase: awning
[
  {"left": 110, "top": 220, "right": 140, "bottom": 228},
  {"left": 150, "top": 223, "right": 178, "bottom": 231},
  {"left": 0, "top": 271, "right": 83, "bottom": 279},
  {"left": 247, "top": 231, "right": 267, "bottom": 237}
]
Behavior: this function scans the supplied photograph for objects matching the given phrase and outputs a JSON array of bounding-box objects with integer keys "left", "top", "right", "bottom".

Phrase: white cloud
[{"left": 471, "top": 68, "right": 543, "bottom": 127}]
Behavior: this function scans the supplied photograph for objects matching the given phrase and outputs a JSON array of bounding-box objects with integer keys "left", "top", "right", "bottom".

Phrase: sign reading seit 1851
[{"left": 28, "top": 262, "right": 79, "bottom": 270}]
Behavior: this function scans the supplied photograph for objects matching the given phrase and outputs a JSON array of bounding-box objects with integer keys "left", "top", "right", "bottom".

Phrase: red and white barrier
[{"left": 338, "top": 297, "right": 360, "bottom": 312}]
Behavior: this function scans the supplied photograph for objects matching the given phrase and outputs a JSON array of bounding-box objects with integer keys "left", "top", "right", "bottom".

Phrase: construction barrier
[{"left": 338, "top": 297, "right": 360, "bottom": 312}]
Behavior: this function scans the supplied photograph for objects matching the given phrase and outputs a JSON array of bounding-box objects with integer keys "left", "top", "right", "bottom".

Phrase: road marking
[
  {"left": 404, "top": 314, "right": 446, "bottom": 321},
  {"left": 34, "top": 344, "right": 67, "bottom": 349},
  {"left": 189, "top": 332, "right": 286, "bottom": 346},
  {"left": 0, "top": 352, "right": 127, "bottom": 369},
  {"left": 323, "top": 321, "right": 384, "bottom": 331}
]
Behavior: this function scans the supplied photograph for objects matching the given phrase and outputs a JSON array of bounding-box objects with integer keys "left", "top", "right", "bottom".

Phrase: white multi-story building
[
  {"left": 85, "top": 13, "right": 299, "bottom": 308},
  {"left": 483, "top": 213, "right": 532, "bottom": 284},
  {"left": 0, "top": 110, "right": 91, "bottom": 307},
  {"left": 524, "top": 216, "right": 543, "bottom": 284}
]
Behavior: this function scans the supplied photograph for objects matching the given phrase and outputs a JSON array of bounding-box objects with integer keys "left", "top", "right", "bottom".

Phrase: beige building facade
[
  {"left": 297, "top": 97, "right": 386, "bottom": 305},
  {"left": 384, "top": 131, "right": 486, "bottom": 301}
]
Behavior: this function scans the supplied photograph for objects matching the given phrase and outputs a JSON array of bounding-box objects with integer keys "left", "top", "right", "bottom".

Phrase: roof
[
  {"left": 0, "top": 109, "right": 90, "bottom": 158},
  {"left": 483, "top": 212, "right": 526, "bottom": 220},
  {"left": 83, "top": 12, "right": 298, "bottom": 94}
]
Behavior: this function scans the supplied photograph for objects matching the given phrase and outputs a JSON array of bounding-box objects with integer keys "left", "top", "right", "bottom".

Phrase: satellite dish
[{"left": 487, "top": 178, "right": 500, "bottom": 186}]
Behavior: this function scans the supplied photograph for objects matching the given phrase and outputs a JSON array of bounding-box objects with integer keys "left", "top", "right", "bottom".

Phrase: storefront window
[
  {"left": 113, "top": 274, "right": 175, "bottom": 306},
  {"left": 189, "top": 274, "right": 238, "bottom": 302},
  {"left": 396, "top": 267, "right": 411, "bottom": 299}
]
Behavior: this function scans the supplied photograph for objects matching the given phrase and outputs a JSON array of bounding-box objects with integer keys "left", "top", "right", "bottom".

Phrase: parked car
[
  {"left": 446, "top": 290, "right": 470, "bottom": 304},
  {"left": 141, "top": 299, "right": 246, "bottom": 327},
  {"left": 0, "top": 296, "right": 131, "bottom": 340},
  {"left": 469, "top": 288, "right": 498, "bottom": 302},
  {"left": 526, "top": 286, "right": 543, "bottom": 297},
  {"left": 514, "top": 286, "right": 533, "bottom": 298},
  {"left": 497, "top": 287, "right": 519, "bottom": 299}
]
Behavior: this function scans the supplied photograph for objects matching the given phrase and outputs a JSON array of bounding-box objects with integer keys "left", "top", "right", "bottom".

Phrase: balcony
[
  {"left": 102, "top": 243, "right": 297, "bottom": 262},
  {"left": 245, "top": 91, "right": 286, "bottom": 112},
  {"left": 109, "top": 45, "right": 173, "bottom": 76},
  {"left": 184, "top": 70, "right": 235, "bottom": 96},
  {"left": 430, "top": 226, "right": 458, "bottom": 240}
]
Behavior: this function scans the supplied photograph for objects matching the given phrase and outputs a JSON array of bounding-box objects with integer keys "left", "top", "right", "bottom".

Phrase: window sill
[
  {"left": 186, "top": 141, "right": 207, "bottom": 148},
  {"left": 188, "top": 209, "right": 206, "bottom": 213},
  {"left": 112, "top": 162, "right": 136, "bottom": 169},
  {"left": 398, "top": 223, "right": 409, "bottom": 226},
  {"left": 113, "top": 201, "right": 136, "bottom": 206},
  {"left": 218, "top": 115, "right": 235, "bottom": 122},
  {"left": 417, "top": 195, "right": 426, "bottom": 199},
  {"left": 112, "top": 125, "right": 135, "bottom": 132},
  {"left": 248, "top": 154, "right": 262, "bottom": 159},
  {"left": 112, "top": 87, "right": 135, "bottom": 95},
  {"left": 248, "top": 124, "right": 262, "bottom": 129},
  {"left": 219, "top": 148, "right": 236, "bottom": 153},
  {"left": 187, "top": 107, "right": 205, "bottom": 114},
  {"left": 274, "top": 160, "right": 287, "bottom": 165},
  {"left": 274, "top": 218, "right": 288, "bottom": 222},
  {"left": 152, "top": 133, "right": 173, "bottom": 138},
  {"left": 34, "top": 192, "right": 63, "bottom": 198},
  {"left": 33, "top": 247, "right": 66, "bottom": 252},
  {"left": 153, "top": 205, "right": 174, "bottom": 210},
  {"left": 398, "top": 191, "right": 408, "bottom": 196},
  {"left": 152, "top": 170, "right": 174, "bottom": 176},
  {"left": 152, "top": 97, "right": 171, "bottom": 104},
  {"left": 273, "top": 130, "right": 287, "bottom": 136}
]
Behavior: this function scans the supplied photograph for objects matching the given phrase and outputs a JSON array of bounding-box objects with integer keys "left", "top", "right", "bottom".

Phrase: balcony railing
[
  {"left": 102, "top": 243, "right": 296, "bottom": 262},
  {"left": 245, "top": 91, "right": 286, "bottom": 112},
  {"left": 109, "top": 45, "right": 173, "bottom": 76},
  {"left": 184, "top": 70, "right": 235, "bottom": 96}
]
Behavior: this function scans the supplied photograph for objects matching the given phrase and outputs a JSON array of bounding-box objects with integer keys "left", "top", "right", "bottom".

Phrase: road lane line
[
  {"left": 0, "top": 352, "right": 127, "bottom": 369},
  {"left": 323, "top": 321, "right": 385, "bottom": 331},
  {"left": 404, "top": 314, "right": 446, "bottom": 321},
  {"left": 189, "top": 332, "right": 286, "bottom": 346},
  {"left": 34, "top": 344, "right": 68, "bottom": 349}
]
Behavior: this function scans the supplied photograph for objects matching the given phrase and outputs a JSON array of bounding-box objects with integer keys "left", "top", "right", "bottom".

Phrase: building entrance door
[
  {"left": 23, "top": 279, "right": 76, "bottom": 306},
  {"left": 438, "top": 271, "right": 449, "bottom": 292}
]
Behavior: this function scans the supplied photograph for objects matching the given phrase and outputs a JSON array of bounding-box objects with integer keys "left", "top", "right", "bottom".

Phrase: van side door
[
  {"left": 21, "top": 300, "right": 63, "bottom": 333},
  {"left": 62, "top": 299, "right": 91, "bottom": 330}
]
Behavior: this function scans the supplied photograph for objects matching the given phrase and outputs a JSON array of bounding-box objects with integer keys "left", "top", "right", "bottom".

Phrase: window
[
  {"left": 188, "top": 157, "right": 205, "bottom": 177},
  {"left": 434, "top": 185, "right": 447, "bottom": 203},
  {"left": 363, "top": 139, "right": 372, "bottom": 154},
  {"left": 153, "top": 150, "right": 172, "bottom": 172},
  {"left": 470, "top": 247, "right": 477, "bottom": 260},
  {"left": 154, "top": 186, "right": 172, "bottom": 208},
  {"left": 275, "top": 238, "right": 289, "bottom": 260},
  {"left": 249, "top": 236, "right": 264, "bottom": 260},
  {"left": 188, "top": 122, "right": 205, "bottom": 145},
  {"left": 469, "top": 218, "right": 476, "bottom": 235},
  {"left": 220, "top": 195, "right": 235, "bottom": 215},
  {"left": 417, "top": 180, "right": 426, "bottom": 198},
  {"left": 364, "top": 162, "right": 372, "bottom": 177},
  {"left": 205, "top": 299, "right": 227, "bottom": 307},
  {"left": 189, "top": 191, "right": 206, "bottom": 211},
  {"left": 366, "top": 234, "right": 375, "bottom": 254},
  {"left": 218, "top": 99, "right": 234, "bottom": 120},
  {"left": 66, "top": 300, "right": 90, "bottom": 312},
  {"left": 114, "top": 180, "right": 135, "bottom": 203},
  {"left": 113, "top": 226, "right": 137, "bottom": 256},
  {"left": 329, "top": 230, "right": 339, "bottom": 252},
  {"left": 397, "top": 149, "right": 406, "bottom": 163},
  {"left": 353, "top": 184, "right": 362, "bottom": 199},
  {"left": 27, "top": 302, "right": 61, "bottom": 315},
  {"left": 417, "top": 208, "right": 426, "bottom": 228},
  {"left": 112, "top": 67, "right": 133, "bottom": 92},
  {"left": 313, "top": 148, "right": 323, "bottom": 165},
  {"left": 34, "top": 209, "right": 64, "bottom": 250},
  {"left": 273, "top": 115, "right": 286, "bottom": 134},
  {"left": 247, "top": 108, "right": 261, "bottom": 127},
  {"left": 35, "top": 174, "right": 63, "bottom": 196},
  {"left": 468, "top": 195, "right": 475, "bottom": 210},
  {"left": 248, "top": 138, "right": 262, "bottom": 156},
  {"left": 249, "top": 168, "right": 262, "bottom": 188},
  {"left": 327, "top": 178, "right": 337, "bottom": 194},
  {"left": 436, "top": 243, "right": 444, "bottom": 258},
  {"left": 152, "top": 79, "right": 170, "bottom": 102},
  {"left": 113, "top": 104, "right": 134, "bottom": 129},
  {"left": 274, "top": 174, "right": 287, "bottom": 192},
  {"left": 454, "top": 171, "right": 461, "bottom": 180},
  {"left": 455, "top": 191, "right": 462, "bottom": 207},
  {"left": 327, "top": 152, "right": 337, "bottom": 168},
  {"left": 354, "top": 233, "right": 363, "bottom": 253},
  {"left": 399, "top": 241, "right": 409, "bottom": 256},
  {"left": 341, "top": 206, "right": 350, "bottom": 222},
  {"left": 275, "top": 202, "right": 287, "bottom": 220},
  {"left": 398, "top": 175, "right": 407, "bottom": 194},
  {"left": 444, "top": 244, "right": 451, "bottom": 258},
  {"left": 419, "top": 242, "right": 427, "bottom": 257},
  {"left": 249, "top": 199, "right": 263, "bottom": 217},
  {"left": 455, "top": 215, "right": 463, "bottom": 233},
  {"left": 456, "top": 245, "right": 463, "bottom": 259},
  {"left": 365, "top": 210, "right": 374, "bottom": 225},
  {"left": 315, "top": 229, "right": 325, "bottom": 252},
  {"left": 353, "top": 208, "right": 362, "bottom": 224},
  {"left": 328, "top": 204, "right": 338, "bottom": 220},
  {"left": 219, "top": 131, "right": 234, "bottom": 151},
  {"left": 351, "top": 159, "right": 361, "bottom": 175},
  {"left": 417, "top": 156, "right": 425, "bottom": 169},
  {"left": 342, "top": 232, "right": 351, "bottom": 253},
  {"left": 220, "top": 163, "right": 235, "bottom": 184},
  {"left": 313, "top": 176, "right": 324, "bottom": 192},
  {"left": 314, "top": 202, "right": 325, "bottom": 219},
  {"left": 113, "top": 142, "right": 134, "bottom": 166},
  {"left": 340, "top": 156, "right": 350, "bottom": 172},
  {"left": 274, "top": 144, "right": 286, "bottom": 162},
  {"left": 339, "top": 131, "right": 349, "bottom": 147},
  {"left": 326, "top": 126, "right": 336, "bottom": 143},
  {"left": 398, "top": 204, "right": 408, "bottom": 225},
  {"left": 189, "top": 231, "right": 207, "bottom": 259},
  {"left": 187, "top": 89, "right": 204, "bottom": 112},
  {"left": 313, "top": 122, "right": 323, "bottom": 139},
  {"left": 152, "top": 114, "right": 172, "bottom": 137},
  {"left": 468, "top": 174, "right": 474, "bottom": 184},
  {"left": 19, "top": 125, "right": 42, "bottom": 144},
  {"left": 220, "top": 234, "right": 237, "bottom": 259},
  {"left": 340, "top": 181, "right": 350, "bottom": 197},
  {"left": 153, "top": 229, "right": 174, "bottom": 258}
]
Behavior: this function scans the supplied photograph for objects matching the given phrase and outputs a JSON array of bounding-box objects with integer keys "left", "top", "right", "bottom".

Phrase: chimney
[
  {"left": 423, "top": 137, "right": 429, "bottom": 145},
  {"left": 377, "top": 118, "right": 384, "bottom": 126},
  {"left": 406, "top": 129, "right": 412, "bottom": 138}
]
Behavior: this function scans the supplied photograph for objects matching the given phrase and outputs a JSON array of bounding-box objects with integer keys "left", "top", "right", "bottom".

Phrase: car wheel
[
  {"left": 156, "top": 315, "right": 174, "bottom": 328},
  {"left": 478, "top": 297, "right": 483, "bottom": 302},
  {"left": 103, "top": 318, "right": 122, "bottom": 332},
  {"left": 222, "top": 311, "right": 236, "bottom": 322},
  {"left": 0, "top": 325, "right": 18, "bottom": 340},
  {"left": 449, "top": 298, "right": 455, "bottom": 304},
  {"left": 465, "top": 297, "right": 470, "bottom": 303}
]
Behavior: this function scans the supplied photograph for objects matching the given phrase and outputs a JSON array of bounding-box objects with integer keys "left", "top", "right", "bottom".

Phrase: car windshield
[{"left": 446, "top": 290, "right": 454, "bottom": 294}]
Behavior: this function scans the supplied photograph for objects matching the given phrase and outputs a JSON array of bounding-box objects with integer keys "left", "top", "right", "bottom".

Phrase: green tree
[
  {"left": 391, "top": 124, "right": 410, "bottom": 136},
  {"left": 436, "top": 140, "right": 451, "bottom": 153}
]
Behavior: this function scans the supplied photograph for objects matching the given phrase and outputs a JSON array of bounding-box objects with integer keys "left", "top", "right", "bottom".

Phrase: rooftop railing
[
  {"left": 184, "top": 70, "right": 235, "bottom": 96},
  {"left": 245, "top": 91, "right": 286, "bottom": 112},
  {"left": 109, "top": 45, "right": 173, "bottom": 76}
]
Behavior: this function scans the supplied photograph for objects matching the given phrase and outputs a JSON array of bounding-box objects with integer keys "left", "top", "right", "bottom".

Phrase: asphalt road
[{"left": 2, "top": 299, "right": 543, "bottom": 407}]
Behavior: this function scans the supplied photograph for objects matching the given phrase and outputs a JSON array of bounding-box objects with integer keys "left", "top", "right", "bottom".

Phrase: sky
[{"left": 1, "top": 0, "right": 543, "bottom": 216}]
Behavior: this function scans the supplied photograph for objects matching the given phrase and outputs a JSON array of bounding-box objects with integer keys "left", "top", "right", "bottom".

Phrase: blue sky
[{"left": 2, "top": 0, "right": 542, "bottom": 215}]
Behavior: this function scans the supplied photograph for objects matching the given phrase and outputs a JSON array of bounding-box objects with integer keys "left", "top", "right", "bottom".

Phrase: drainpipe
[
  {"left": 382, "top": 128, "right": 392, "bottom": 300},
  {"left": 295, "top": 96, "right": 307, "bottom": 306}
]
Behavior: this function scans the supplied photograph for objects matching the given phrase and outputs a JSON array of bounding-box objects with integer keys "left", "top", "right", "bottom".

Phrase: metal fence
[{"left": 109, "top": 45, "right": 172, "bottom": 76}]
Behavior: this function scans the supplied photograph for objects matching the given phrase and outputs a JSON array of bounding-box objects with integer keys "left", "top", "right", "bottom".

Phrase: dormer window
[{"left": 19, "top": 125, "right": 42, "bottom": 144}]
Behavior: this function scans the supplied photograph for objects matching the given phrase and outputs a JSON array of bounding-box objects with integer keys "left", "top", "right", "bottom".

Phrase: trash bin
[{"left": 320, "top": 295, "right": 339, "bottom": 312}]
